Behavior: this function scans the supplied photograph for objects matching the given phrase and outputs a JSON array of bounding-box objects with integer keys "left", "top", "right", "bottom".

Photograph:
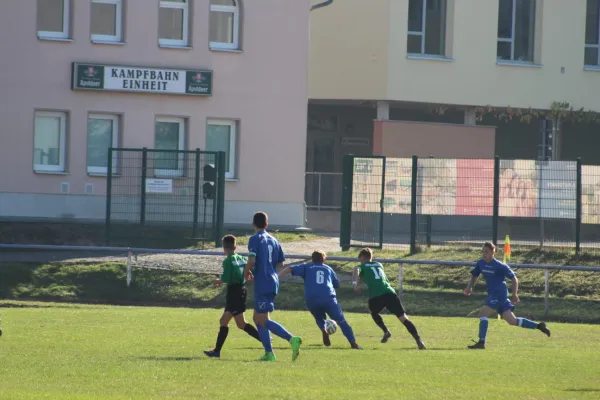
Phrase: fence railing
[
  {"left": 305, "top": 172, "right": 343, "bottom": 211},
  {"left": 2, "top": 243, "right": 599, "bottom": 314}
]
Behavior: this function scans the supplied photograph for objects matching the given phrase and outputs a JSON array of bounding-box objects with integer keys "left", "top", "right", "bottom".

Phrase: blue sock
[
  {"left": 266, "top": 320, "right": 293, "bottom": 342},
  {"left": 257, "top": 325, "right": 272, "bottom": 352},
  {"left": 478, "top": 317, "right": 489, "bottom": 342},
  {"left": 338, "top": 320, "right": 356, "bottom": 344},
  {"left": 517, "top": 318, "right": 538, "bottom": 330}
]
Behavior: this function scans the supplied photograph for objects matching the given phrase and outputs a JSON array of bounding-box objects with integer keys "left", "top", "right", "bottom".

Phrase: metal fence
[
  {"left": 340, "top": 155, "right": 600, "bottom": 253},
  {"left": 105, "top": 148, "right": 226, "bottom": 247},
  {"left": 305, "top": 172, "right": 343, "bottom": 210}
]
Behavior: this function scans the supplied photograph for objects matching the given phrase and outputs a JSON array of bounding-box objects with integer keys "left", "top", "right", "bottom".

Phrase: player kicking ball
[
  {"left": 464, "top": 241, "right": 551, "bottom": 349},
  {"left": 352, "top": 248, "right": 426, "bottom": 350},
  {"left": 243, "top": 212, "right": 302, "bottom": 362},
  {"left": 204, "top": 235, "right": 262, "bottom": 358},
  {"left": 279, "top": 250, "right": 362, "bottom": 350}
]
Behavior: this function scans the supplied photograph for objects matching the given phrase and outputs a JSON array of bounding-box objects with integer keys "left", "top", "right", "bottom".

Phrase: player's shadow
[
  {"left": 236, "top": 346, "right": 292, "bottom": 350},
  {"left": 564, "top": 389, "right": 600, "bottom": 393},
  {"left": 136, "top": 356, "right": 203, "bottom": 361}
]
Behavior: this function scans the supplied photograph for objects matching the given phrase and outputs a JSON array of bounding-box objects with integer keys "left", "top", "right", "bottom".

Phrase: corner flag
[{"left": 503, "top": 235, "right": 511, "bottom": 264}]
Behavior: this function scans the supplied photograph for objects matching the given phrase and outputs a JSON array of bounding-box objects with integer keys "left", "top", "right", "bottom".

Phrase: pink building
[{"left": 0, "top": 0, "right": 310, "bottom": 228}]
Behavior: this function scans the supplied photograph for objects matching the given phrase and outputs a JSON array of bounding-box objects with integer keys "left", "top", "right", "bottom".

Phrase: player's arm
[
  {"left": 352, "top": 266, "right": 361, "bottom": 293},
  {"left": 275, "top": 244, "right": 285, "bottom": 272},
  {"left": 511, "top": 276, "right": 520, "bottom": 303},
  {"left": 278, "top": 265, "right": 293, "bottom": 278},
  {"left": 464, "top": 263, "right": 481, "bottom": 296},
  {"left": 214, "top": 260, "right": 229, "bottom": 286},
  {"left": 331, "top": 268, "right": 340, "bottom": 289},
  {"left": 244, "top": 236, "right": 257, "bottom": 280}
]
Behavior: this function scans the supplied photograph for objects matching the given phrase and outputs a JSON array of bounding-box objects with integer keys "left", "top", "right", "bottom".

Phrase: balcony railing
[{"left": 304, "top": 172, "right": 343, "bottom": 211}]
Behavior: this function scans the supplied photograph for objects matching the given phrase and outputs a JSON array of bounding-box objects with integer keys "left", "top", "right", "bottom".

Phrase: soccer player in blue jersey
[
  {"left": 464, "top": 241, "right": 551, "bottom": 349},
  {"left": 243, "top": 212, "right": 302, "bottom": 361},
  {"left": 279, "top": 250, "right": 362, "bottom": 349}
]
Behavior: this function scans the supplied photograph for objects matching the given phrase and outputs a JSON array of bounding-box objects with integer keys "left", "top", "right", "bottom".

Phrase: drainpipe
[{"left": 310, "top": 0, "right": 333, "bottom": 11}]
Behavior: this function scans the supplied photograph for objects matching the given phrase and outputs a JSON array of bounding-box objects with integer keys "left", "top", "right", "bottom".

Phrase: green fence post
[
  {"left": 192, "top": 148, "right": 201, "bottom": 239},
  {"left": 140, "top": 147, "right": 148, "bottom": 225},
  {"left": 340, "top": 155, "right": 354, "bottom": 251},
  {"left": 378, "top": 157, "right": 387, "bottom": 249},
  {"left": 575, "top": 157, "right": 582, "bottom": 254},
  {"left": 215, "top": 151, "right": 226, "bottom": 248},
  {"left": 410, "top": 155, "right": 418, "bottom": 255},
  {"left": 105, "top": 147, "right": 114, "bottom": 245},
  {"left": 492, "top": 155, "right": 500, "bottom": 246}
]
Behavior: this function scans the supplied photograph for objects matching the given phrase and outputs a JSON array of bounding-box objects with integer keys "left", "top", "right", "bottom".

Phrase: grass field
[{"left": 1, "top": 301, "right": 599, "bottom": 400}]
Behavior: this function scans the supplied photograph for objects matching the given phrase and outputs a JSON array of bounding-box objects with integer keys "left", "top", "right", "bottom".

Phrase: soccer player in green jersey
[
  {"left": 352, "top": 248, "right": 426, "bottom": 350},
  {"left": 204, "top": 235, "right": 261, "bottom": 358}
]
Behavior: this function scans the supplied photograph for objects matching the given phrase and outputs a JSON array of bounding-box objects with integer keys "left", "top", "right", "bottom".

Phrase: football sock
[
  {"left": 214, "top": 326, "right": 229, "bottom": 352},
  {"left": 402, "top": 319, "right": 421, "bottom": 341},
  {"left": 266, "top": 320, "right": 293, "bottom": 342},
  {"left": 517, "top": 318, "right": 538, "bottom": 330},
  {"left": 478, "top": 317, "right": 489, "bottom": 342},
  {"left": 257, "top": 325, "right": 273, "bottom": 352},
  {"left": 371, "top": 313, "right": 389, "bottom": 333},
  {"left": 338, "top": 320, "right": 356, "bottom": 344},
  {"left": 243, "top": 323, "right": 261, "bottom": 341}
]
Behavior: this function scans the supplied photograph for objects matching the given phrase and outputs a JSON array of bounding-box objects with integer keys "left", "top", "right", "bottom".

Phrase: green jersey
[
  {"left": 357, "top": 262, "right": 396, "bottom": 298},
  {"left": 221, "top": 254, "right": 247, "bottom": 286}
]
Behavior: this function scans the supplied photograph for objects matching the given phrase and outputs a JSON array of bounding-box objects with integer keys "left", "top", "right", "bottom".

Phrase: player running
[
  {"left": 279, "top": 250, "right": 362, "bottom": 349},
  {"left": 464, "top": 241, "right": 551, "bottom": 349},
  {"left": 352, "top": 248, "right": 426, "bottom": 350},
  {"left": 243, "top": 212, "right": 302, "bottom": 362},
  {"left": 204, "top": 235, "right": 261, "bottom": 358}
]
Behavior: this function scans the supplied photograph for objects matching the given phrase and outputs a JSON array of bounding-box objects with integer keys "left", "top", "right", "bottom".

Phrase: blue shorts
[
  {"left": 254, "top": 293, "right": 276, "bottom": 314},
  {"left": 308, "top": 298, "right": 346, "bottom": 329},
  {"left": 486, "top": 297, "right": 515, "bottom": 315}
]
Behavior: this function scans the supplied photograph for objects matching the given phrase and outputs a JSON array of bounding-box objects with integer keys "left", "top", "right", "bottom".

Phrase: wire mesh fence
[{"left": 341, "top": 155, "right": 600, "bottom": 253}]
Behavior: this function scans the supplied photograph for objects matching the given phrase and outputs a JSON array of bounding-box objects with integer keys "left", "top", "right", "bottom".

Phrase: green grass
[{"left": 1, "top": 302, "right": 599, "bottom": 400}]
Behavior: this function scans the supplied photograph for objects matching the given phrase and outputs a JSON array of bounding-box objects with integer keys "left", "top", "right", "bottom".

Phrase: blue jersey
[
  {"left": 471, "top": 258, "right": 516, "bottom": 300},
  {"left": 290, "top": 262, "right": 339, "bottom": 306},
  {"left": 248, "top": 230, "right": 285, "bottom": 296}
]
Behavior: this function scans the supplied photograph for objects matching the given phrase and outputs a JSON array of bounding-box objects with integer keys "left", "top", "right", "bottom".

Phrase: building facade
[{"left": 0, "top": 0, "right": 310, "bottom": 228}]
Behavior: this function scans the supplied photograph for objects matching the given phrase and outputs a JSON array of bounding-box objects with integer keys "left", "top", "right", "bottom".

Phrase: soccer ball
[{"left": 324, "top": 319, "right": 337, "bottom": 335}]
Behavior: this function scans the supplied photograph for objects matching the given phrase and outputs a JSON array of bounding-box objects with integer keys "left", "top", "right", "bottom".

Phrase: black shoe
[
  {"left": 468, "top": 340, "right": 485, "bottom": 350},
  {"left": 203, "top": 349, "right": 220, "bottom": 358},
  {"left": 381, "top": 331, "right": 392, "bottom": 343},
  {"left": 0, "top": 327, "right": 2, "bottom": 337},
  {"left": 322, "top": 330, "right": 331, "bottom": 347},
  {"left": 537, "top": 322, "right": 551, "bottom": 337},
  {"left": 351, "top": 343, "right": 363, "bottom": 350},
  {"left": 417, "top": 340, "right": 426, "bottom": 350}
]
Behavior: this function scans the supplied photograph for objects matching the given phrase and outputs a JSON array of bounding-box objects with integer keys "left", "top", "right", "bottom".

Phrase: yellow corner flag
[{"left": 499, "top": 235, "right": 511, "bottom": 319}]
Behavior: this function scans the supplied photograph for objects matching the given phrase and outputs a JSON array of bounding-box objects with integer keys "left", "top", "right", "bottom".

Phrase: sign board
[
  {"left": 71, "top": 63, "right": 212, "bottom": 96},
  {"left": 145, "top": 179, "right": 173, "bottom": 194}
]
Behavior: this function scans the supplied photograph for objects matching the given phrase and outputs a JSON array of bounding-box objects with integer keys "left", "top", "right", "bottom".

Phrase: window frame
[
  {"left": 154, "top": 117, "right": 186, "bottom": 178},
  {"left": 87, "top": 113, "right": 119, "bottom": 175},
  {"left": 585, "top": 0, "right": 600, "bottom": 66},
  {"left": 37, "top": 0, "right": 71, "bottom": 40},
  {"left": 206, "top": 119, "right": 237, "bottom": 180},
  {"left": 407, "top": 0, "right": 447, "bottom": 56},
  {"left": 209, "top": 0, "right": 240, "bottom": 50},
  {"left": 90, "top": 0, "right": 123, "bottom": 43},
  {"left": 497, "top": 0, "right": 536, "bottom": 63},
  {"left": 34, "top": 111, "right": 67, "bottom": 173},
  {"left": 158, "top": 0, "right": 189, "bottom": 47}
]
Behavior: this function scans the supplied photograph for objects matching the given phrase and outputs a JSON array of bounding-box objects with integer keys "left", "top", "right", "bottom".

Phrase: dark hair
[
  {"left": 253, "top": 212, "right": 268, "bottom": 229},
  {"left": 222, "top": 234, "right": 236, "bottom": 250},
  {"left": 312, "top": 250, "right": 326, "bottom": 263},
  {"left": 358, "top": 248, "right": 373, "bottom": 259},
  {"left": 483, "top": 241, "right": 496, "bottom": 252}
]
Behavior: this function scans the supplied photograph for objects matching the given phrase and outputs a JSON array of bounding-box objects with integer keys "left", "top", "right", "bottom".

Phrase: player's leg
[
  {"left": 368, "top": 296, "right": 391, "bottom": 342},
  {"left": 501, "top": 308, "right": 551, "bottom": 337},
  {"left": 386, "top": 294, "right": 425, "bottom": 350},
  {"left": 326, "top": 299, "right": 361, "bottom": 349},
  {"left": 233, "top": 313, "right": 261, "bottom": 341},
  {"left": 468, "top": 306, "right": 496, "bottom": 349},
  {"left": 204, "top": 311, "right": 233, "bottom": 358},
  {"left": 253, "top": 296, "right": 276, "bottom": 360},
  {"left": 309, "top": 307, "right": 330, "bottom": 347},
  {"left": 260, "top": 294, "right": 302, "bottom": 361}
]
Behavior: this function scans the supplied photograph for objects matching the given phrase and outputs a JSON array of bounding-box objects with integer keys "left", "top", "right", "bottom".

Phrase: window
[
  {"left": 91, "top": 0, "right": 123, "bottom": 43},
  {"left": 585, "top": 0, "right": 600, "bottom": 66},
  {"left": 158, "top": 0, "right": 189, "bottom": 47},
  {"left": 87, "top": 114, "right": 119, "bottom": 174},
  {"left": 407, "top": 0, "right": 446, "bottom": 56},
  {"left": 497, "top": 0, "right": 536, "bottom": 62},
  {"left": 155, "top": 117, "right": 185, "bottom": 177},
  {"left": 34, "top": 111, "right": 67, "bottom": 173},
  {"left": 207, "top": 120, "right": 237, "bottom": 179},
  {"left": 37, "top": 0, "right": 70, "bottom": 39},
  {"left": 209, "top": 0, "right": 240, "bottom": 50}
]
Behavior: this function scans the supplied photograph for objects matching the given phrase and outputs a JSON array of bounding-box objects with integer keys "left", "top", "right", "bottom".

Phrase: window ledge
[
  {"left": 158, "top": 44, "right": 193, "bottom": 50},
  {"left": 496, "top": 60, "right": 542, "bottom": 68},
  {"left": 91, "top": 40, "right": 126, "bottom": 46},
  {"left": 407, "top": 54, "right": 454, "bottom": 62},
  {"left": 37, "top": 36, "right": 73, "bottom": 43},
  {"left": 584, "top": 65, "right": 600, "bottom": 72},
  {"left": 210, "top": 47, "right": 243, "bottom": 53},
  {"left": 88, "top": 173, "right": 122, "bottom": 177},
  {"left": 34, "top": 170, "right": 69, "bottom": 175},
  {"left": 225, "top": 178, "right": 239, "bottom": 182}
]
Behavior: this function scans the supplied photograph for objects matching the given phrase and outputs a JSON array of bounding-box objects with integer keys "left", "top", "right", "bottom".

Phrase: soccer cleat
[
  {"left": 416, "top": 340, "right": 426, "bottom": 350},
  {"left": 468, "top": 340, "right": 486, "bottom": 350},
  {"left": 381, "top": 331, "right": 392, "bottom": 343},
  {"left": 259, "top": 352, "right": 276, "bottom": 361},
  {"left": 351, "top": 343, "right": 363, "bottom": 350},
  {"left": 290, "top": 336, "right": 302, "bottom": 361},
  {"left": 203, "top": 349, "right": 220, "bottom": 358},
  {"left": 322, "top": 330, "right": 331, "bottom": 347},
  {"left": 537, "top": 322, "right": 551, "bottom": 337}
]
